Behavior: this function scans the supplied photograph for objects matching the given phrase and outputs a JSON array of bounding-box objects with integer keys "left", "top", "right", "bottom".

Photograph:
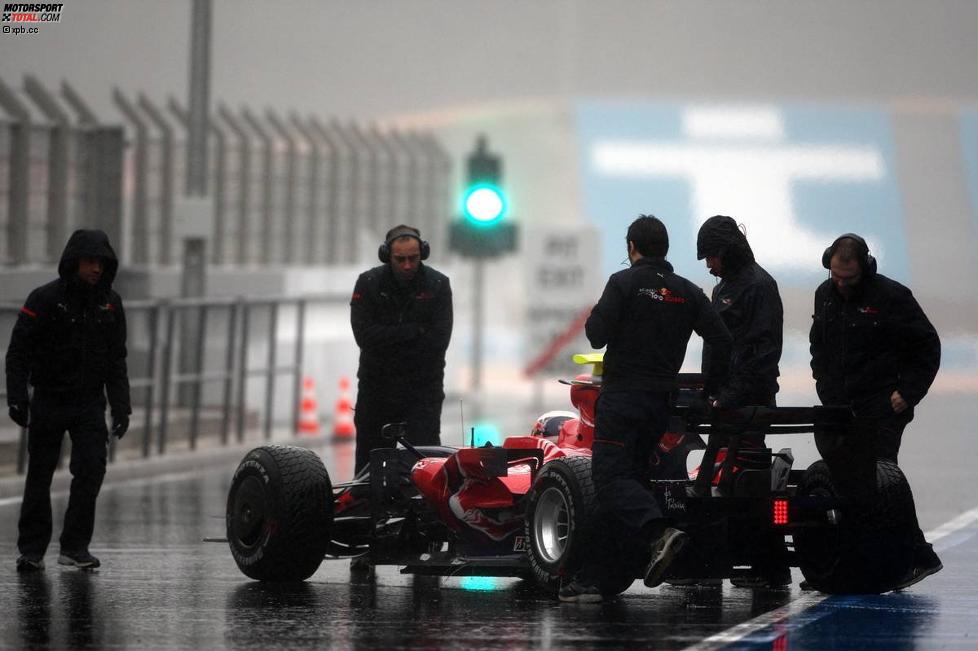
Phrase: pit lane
[{"left": 0, "top": 391, "right": 975, "bottom": 649}]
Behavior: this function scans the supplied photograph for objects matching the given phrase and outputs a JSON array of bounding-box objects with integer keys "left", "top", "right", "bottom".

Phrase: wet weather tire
[
  {"left": 227, "top": 445, "right": 333, "bottom": 582},
  {"left": 794, "top": 459, "right": 915, "bottom": 594},
  {"left": 525, "top": 456, "right": 635, "bottom": 597}
]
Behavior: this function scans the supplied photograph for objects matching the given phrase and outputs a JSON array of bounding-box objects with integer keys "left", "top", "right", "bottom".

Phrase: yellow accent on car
[{"left": 572, "top": 352, "right": 604, "bottom": 377}]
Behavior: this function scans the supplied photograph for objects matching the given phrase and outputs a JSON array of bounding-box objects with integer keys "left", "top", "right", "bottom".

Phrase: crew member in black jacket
[
  {"left": 810, "top": 233, "right": 942, "bottom": 589},
  {"left": 6, "top": 229, "right": 131, "bottom": 572},
  {"left": 350, "top": 225, "right": 453, "bottom": 474},
  {"left": 559, "top": 215, "right": 732, "bottom": 602},
  {"left": 696, "top": 214, "right": 788, "bottom": 587},
  {"left": 697, "top": 215, "right": 783, "bottom": 411}
]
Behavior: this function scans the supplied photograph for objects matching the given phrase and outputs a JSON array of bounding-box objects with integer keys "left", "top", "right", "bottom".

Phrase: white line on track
[
  {"left": 684, "top": 592, "right": 830, "bottom": 650},
  {"left": 927, "top": 506, "right": 978, "bottom": 549},
  {"left": 683, "top": 512, "right": 978, "bottom": 650}
]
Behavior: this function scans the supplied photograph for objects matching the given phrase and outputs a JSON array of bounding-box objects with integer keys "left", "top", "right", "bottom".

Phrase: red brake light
[{"left": 772, "top": 498, "right": 789, "bottom": 525}]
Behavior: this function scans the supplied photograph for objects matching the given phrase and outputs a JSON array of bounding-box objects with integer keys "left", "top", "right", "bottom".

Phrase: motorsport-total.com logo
[{"left": 2, "top": 3, "right": 63, "bottom": 33}]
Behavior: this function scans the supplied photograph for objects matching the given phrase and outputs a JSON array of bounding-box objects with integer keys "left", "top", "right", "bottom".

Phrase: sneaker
[
  {"left": 644, "top": 528, "right": 689, "bottom": 588},
  {"left": 558, "top": 576, "right": 603, "bottom": 603},
  {"left": 58, "top": 550, "right": 100, "bottom": 569},
  {"left": 893, "top": 545, "right": 943, "bottom": 591},
  {"left": 16, "top": 555, "right": 45, "bottom": 572},
  {"left": 731, "top": 565, "right": 792, "bottom": 589}
]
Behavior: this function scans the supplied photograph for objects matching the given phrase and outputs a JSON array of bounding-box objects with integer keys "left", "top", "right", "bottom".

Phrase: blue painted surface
[
  {"left": 574, "top": 102, "right": 908, "bottom": 288},
  {"left": 729, "top": 518, "right": 978, "bottom": 649}
]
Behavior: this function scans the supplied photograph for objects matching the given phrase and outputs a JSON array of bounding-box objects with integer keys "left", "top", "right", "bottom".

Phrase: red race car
[{"left": 225, "top": 355, "right": 917, "bottom": 596}]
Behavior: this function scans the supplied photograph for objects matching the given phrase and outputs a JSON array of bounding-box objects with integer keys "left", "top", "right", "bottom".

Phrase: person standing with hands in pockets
[{"left": 810, "top": 233, "right": 942, "bottom": 590}]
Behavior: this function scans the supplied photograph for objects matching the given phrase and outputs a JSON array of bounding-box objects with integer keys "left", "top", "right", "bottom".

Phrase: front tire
[{"left": 227, "top": 445, "right": 333, "bottom": 581}]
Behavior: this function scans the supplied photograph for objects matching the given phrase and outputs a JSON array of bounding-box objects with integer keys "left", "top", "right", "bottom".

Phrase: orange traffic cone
[
  {"left": 333, "top": 376, "right": 356, "bottom": 441},
  {"left": 297, "top": 376, "right": 321, "bottom": 436}
]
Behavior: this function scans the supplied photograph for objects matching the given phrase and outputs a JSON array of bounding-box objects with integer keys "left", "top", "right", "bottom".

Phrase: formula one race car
[{"left": 225, "top": 354, "right": 917, "bottom": 596}]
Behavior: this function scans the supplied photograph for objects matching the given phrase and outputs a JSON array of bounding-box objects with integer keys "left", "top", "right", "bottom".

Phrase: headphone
[
  {"left": 378, "top": 227, "right": 430, "bottom": 264},
  {"left": 821, "top": 233, "right": 877, "bottom": 274}
]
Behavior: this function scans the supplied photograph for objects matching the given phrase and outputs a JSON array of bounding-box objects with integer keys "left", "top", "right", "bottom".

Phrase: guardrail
[{"left": 0, "top": 293, "right": 348, "bottom": 474}]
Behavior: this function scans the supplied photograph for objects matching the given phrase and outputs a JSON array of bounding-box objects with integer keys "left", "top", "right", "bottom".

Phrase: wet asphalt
[{"left": 0, "top": 392, "right": 975, "bottom": 649}]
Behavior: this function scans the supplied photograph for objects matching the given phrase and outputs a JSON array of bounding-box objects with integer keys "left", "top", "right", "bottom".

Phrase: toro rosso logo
[{"left": 639, "top": 287, "right": 687, "bottom": 304}]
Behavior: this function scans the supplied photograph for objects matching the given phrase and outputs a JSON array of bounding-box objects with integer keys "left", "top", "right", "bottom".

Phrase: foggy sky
[{"left": 2, "top": 0, "right": 977, "bottom": 123}]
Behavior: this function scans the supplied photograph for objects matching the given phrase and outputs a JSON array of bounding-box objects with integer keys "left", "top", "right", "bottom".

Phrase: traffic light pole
[
  {"left": 448, "top": 134, "right": 517, "bottom": 395},
  {"left": 472, "top": 257, "right": 484, "bottom": 392}
]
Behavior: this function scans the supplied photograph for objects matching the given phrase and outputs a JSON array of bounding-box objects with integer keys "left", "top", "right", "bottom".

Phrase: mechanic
[
  {"left": 695, "top": 214, "right": 789, "bottom": 588},
  {"left": 350, "top": 225, "right": 453, "bottom": 475},
  {"left": 810, "top": 233, "right": 942, "bottom": 590},
  {"left": 559, "top": 215, "right": 732, "bottom": 602},
  {"left": 6, "top": 229, "right": 131, "bottom": 572},
  {"left": 696, "top": 215, "right": 782, "bottom": 414}
]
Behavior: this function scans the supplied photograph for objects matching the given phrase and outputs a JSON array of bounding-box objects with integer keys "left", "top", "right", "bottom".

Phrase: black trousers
[
  {"left": 353, "top": 391, "right": 442, "bottom": 473},
  {"left": 18, "top": 393, "right": 108, "bottom": 556},
  {"left": 591, "top": 390, "right": 673, "bottom": 536},
  {"left": 815, "top": 403, "right": 925, "bottom": 545}
]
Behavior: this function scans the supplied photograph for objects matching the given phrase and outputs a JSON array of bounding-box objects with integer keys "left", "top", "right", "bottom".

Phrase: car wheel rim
[
  {"left": 534, "top": 486, "right": 571, "bottom": 564},
  {"left": 232, "top": 476, "right": 267, "bottom": 549}
]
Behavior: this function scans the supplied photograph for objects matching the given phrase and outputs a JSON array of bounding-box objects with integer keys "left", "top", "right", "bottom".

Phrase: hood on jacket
[
  {"left": 58, "top": 229, "right": 119, "bottom": 290},
  {"left": 696, "top": 215, "right": 755, "bottom": 277}
]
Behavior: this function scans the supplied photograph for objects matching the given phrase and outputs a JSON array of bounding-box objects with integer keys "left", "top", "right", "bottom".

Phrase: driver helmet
[{"left": 530, "top": 410, "right": 577, "bottom": 440}]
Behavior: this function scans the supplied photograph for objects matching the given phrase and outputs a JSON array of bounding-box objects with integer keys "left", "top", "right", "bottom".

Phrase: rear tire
[
  {"left": 794, "top": 459, "right": 915, "bottom": 594},
  {"left": 227, "top": 445, "right": 333, "bottom": 582}
]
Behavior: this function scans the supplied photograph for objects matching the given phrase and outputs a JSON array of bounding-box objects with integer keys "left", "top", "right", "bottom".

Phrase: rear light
[{"left": 772, "top": 498, "right": 789, "bottom": 525}]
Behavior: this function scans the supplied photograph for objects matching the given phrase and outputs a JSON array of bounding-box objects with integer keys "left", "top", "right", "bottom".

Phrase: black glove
[
  {"left": 8, "top": 402, "right": 29, "bottom": 428},
  {"left": 111, "top": 414, "right": 130, "bottom": 440}
]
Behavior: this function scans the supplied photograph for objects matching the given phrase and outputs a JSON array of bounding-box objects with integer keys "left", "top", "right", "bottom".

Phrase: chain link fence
[{"left": 0, "top": 74, "right": 452, "bottom": 269}]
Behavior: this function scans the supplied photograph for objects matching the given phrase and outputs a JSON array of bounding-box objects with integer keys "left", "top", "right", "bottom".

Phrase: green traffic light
[{"left": 462, "top": 184, "right": 507, "bottom": 226}]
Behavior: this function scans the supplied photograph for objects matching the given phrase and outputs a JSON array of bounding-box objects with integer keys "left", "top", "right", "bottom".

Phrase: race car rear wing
[
  {"left": 679, "top": 404, "right": 854, "bottom": 436},
  {"left": 672, "top": 371, "right": 853, "bottom": 435},
  {"left": 673, "top": 400, "right": 854, "bottom": 498}
]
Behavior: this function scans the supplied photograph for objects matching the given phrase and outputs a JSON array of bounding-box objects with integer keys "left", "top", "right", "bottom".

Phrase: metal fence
[
  {"left": 0, "top": 292, "right": 348, "bottom": 474},
  {"left": 0, "top": 76, "right": 124, "bottom": 266},
  {"left": 0, "top": 73, "right": 453, "bottom": 269}
]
